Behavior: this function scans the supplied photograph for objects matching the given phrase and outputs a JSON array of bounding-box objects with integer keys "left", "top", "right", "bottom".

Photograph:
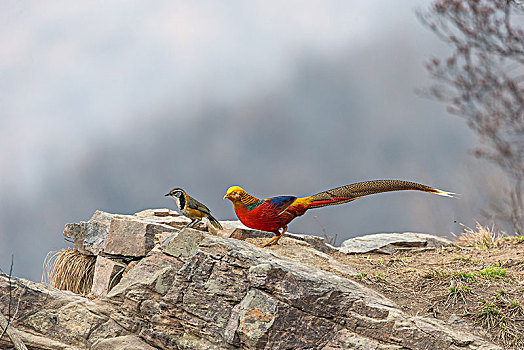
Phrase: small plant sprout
[{"left": 479, "top": 266, "right": 507, "bottom": 280}]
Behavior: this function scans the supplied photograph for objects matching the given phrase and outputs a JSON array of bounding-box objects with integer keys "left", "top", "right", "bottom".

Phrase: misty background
[{"left": 1, "top": 1, "right": 493, "bottom": 281}]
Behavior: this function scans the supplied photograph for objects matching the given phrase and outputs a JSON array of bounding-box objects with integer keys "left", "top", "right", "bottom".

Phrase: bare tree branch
[
  {"left": 420, "top": 0, "right": 524, "bottom": 234},
  {"left": 0, "top": 255, "right": 14, "bottom": 342}
]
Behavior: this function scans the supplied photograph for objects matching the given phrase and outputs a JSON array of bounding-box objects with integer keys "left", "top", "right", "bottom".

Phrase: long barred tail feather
[{"left": 307, "top": 180, "right": 455, "bottom": 209}]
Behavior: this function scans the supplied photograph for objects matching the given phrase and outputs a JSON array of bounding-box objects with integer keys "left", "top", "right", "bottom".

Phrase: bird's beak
[
  {"left": 165, "top": 193, "right": 170, "bottom": 197},
  {"left": 223, "top": 193, "right": 230, "bottom": 200}
]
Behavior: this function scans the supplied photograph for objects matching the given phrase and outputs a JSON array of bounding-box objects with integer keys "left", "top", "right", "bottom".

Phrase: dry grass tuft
[
  {"left": 454, "top": 222, "right": 506, "bottom": 249},
  {"left": 43, "top": 248, "right": 96, "bottom": 296},
  {"left": 443, "top": 282, "right": 471, "bottom": 309},
  {"left": 467, "top": 296, "right": 524, "bottom": 348}
]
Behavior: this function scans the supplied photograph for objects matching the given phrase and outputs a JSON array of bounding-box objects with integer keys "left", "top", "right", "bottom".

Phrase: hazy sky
[
  {"left": 1, "top": 1, "right": 487, "bottom": 280},
  {"left": 1, "top": 0, "right": 451, "bottom": 201}
]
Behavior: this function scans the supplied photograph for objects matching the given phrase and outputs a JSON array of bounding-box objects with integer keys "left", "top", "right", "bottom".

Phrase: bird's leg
[
  {"left": 182, "top": 219, "right": 198, "bottom": 230},
  {"left": 258, "top": 226, "right": 288, "bottom": 248},
  {"left": 188, "top": 219, "right": 199, "bottom": 228}
]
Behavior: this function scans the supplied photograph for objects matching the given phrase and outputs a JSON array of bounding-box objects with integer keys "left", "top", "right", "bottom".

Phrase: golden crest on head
[{"left": 224, "top": 185, "right": 246, "bottom": 199}]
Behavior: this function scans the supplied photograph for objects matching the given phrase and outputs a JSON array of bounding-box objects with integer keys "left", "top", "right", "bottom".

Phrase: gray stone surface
[
  {"left": 92, "top": 335, "right": 158, "bottom": 350},
  {"left": 339, "top": 232, "right": 453, "bottom": 254},
  {"left": 219, "top": 220, "right": 338, "bottom": 254},
  {"left": 134, "top": 208, "right": 206, "bottom": 230},
  {"left": 63, "top": 210, "right": 178, "bottom": 257},
  {"left": 91, "top": 256, "right": 126, "bottom": 296},
  {"left": 105, "top": 218, "right": 156, "bottom": 256},
  {"left": 1, "top": 214, "right": 497, "bottom": 350}
]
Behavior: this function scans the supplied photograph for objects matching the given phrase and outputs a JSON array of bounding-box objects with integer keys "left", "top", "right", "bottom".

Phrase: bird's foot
[
  {"left": 257, "top": 227, "right": 287, "bottom": 248},
  {"left": 257, "top": 236, "right": 280, "bottom": 248},
  {"left": 182, "top": 219, "right": 199, "bottom": 230}
]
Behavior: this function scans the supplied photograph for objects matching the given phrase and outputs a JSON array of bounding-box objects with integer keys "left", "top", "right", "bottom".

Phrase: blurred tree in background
[{"left": 419, "top": 0, "right": 524, "bottom": 234}]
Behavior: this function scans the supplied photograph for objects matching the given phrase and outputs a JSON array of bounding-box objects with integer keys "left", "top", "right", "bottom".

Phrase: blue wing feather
[{"left": 267, "top": 196, "right": 297, "bottom": 211}]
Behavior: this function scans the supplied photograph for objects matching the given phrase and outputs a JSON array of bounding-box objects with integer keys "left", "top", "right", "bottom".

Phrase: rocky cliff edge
[{"left": 0, "top": 209, "right": 501, "bottom": 349}]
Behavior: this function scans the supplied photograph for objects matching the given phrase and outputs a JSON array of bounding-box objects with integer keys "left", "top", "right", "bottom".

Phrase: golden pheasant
[{"left": 224, "top": 180, "right": 454, "bottom": 247}]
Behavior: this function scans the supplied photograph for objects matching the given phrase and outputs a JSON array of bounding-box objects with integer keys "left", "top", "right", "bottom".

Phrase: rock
[
  {"left": 12, "top": 329, "right": 84, "bottom": 350},
  {"left": 284, "top": 232, "right": 338, "bottom": 254},
  {"left": 218, "top": 220, "right": 337, "bottom": 254},
  {"left": 263, "top": 237, "right": 358, "bottom": 278},
  {"left": 63, "top": 211, "right": 113, "bottom": 255},
  {"left": 161, "top": 228, "right": 496, "bottom": 349},
  {"left": 63, "top": 210, "right": 178, "bottom": 257},
  {"left": 212, "top": 221, "right": 269, "bottom": 240},
  {"left": 0, "top": 276, "right": 110, "bottom": 349},
  {"left": 91, "top": 256, "right": 127, "bottom": 296},
  {"left": 134, "top": 208, "right": 180, "bottom": 218},
  {"left": 338, "top": 232, "right": 453, "bottom": 254},
  {"left": 321, "top": 329, "right": 405, "bottom": 349},
  {"left": 215, "top": 228, "right": 248, "bottom": 240},
  {"left": 105, "top": 218, "right": 158, "bottom": 256},
  {"left": 154, "top": 231, "right": 179, "bottom": 247},
  {"left": 92, "top": 335, "right": 158, "bottom": 350},
  {"left": 1, "top": 212, "right": 499, "bottom": 350},
  {"left": 133, "top": 208, "right": 207, "bottom": 230}
]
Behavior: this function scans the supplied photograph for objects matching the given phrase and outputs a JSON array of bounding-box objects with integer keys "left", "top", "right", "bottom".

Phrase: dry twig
[
  {"left": 0, "top": 255, "right": 27, "bottom": 350},
  {"left": 313, "top": 216, "right": 338, "bottom": 246}
]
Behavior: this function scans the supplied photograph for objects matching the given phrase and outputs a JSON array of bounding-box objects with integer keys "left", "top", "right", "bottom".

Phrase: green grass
[
  {"left": 503, "top": 235, "right": 524, "bottom": 244},
  {"left": 444, "top": 285, "right": 471, "bottom": 306},
  {"left": 453, "top": 271, "right": 477, "bottom": 282},
  {"left": 466, "top": 295, "right": 524, "bottom": 348},
  {"left": 479, "top": 266, "right": 507, "bottom": 279},
  {"left": 375, "top": 272, "right": 389, "bottom": 284},
  {"left": 428, "top": 265, "right": 509, "bottom": 285},
  {"left": 449, "top": 285, "right": 471, "bottom": 294},
  {"left": 424, "top": 270, "right": 476, "bottom": 283},
  {"left": 470, "top": 300, "right": 502, "bottom": 328},
  {"left": 508, "top": 300, "right": 523, "bottom": 316}
]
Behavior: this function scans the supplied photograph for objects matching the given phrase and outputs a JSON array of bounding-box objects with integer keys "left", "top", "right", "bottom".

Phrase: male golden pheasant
[{"left": 224, "top": 180, "right": 454, "bottom": 247}]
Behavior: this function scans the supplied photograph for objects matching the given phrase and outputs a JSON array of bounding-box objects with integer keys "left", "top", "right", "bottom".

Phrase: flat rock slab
[
  {"left": 339, "top": 232, "right": 453, "bottom": 254},
  {"left": 92, "top": 335, "right": 158, "bottom": 350},
  {"left": 218, "top": 220, "right": 337, "bottom": 254},
  {"left": 64, "top": 212, "right": 336, "bottom": 259},
  {"left": 63, "top": 210, "right": 179, "bottom": 257}
]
